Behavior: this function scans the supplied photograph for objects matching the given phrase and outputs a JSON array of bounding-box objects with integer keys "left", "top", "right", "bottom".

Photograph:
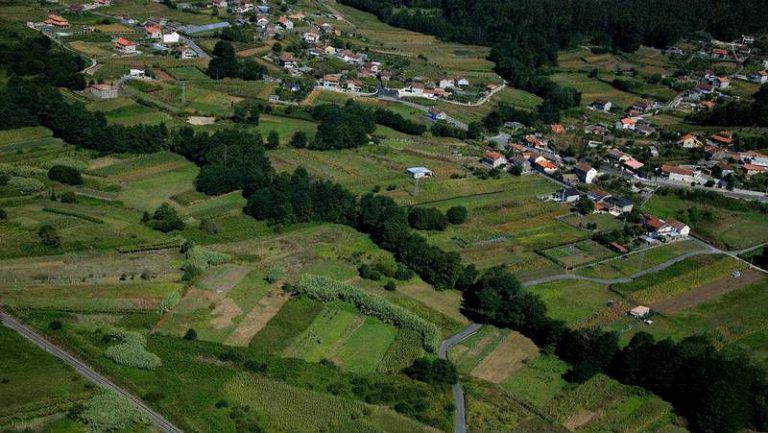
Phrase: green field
[
  {"left": 528, "top": 279, "right": 614, "bottom": 325},
  {"left": 0, "top": 327, "right": 93, "bottom": 427}
]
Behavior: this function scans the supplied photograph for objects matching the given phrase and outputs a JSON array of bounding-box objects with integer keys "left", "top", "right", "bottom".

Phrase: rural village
[{"left": 2, "top": 1, "right": 768, "bottom": 433}]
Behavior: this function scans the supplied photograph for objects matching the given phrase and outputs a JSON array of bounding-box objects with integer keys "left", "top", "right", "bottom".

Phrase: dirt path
[{"left": 652, "top": 269, "right": 765, "bottom": 314}]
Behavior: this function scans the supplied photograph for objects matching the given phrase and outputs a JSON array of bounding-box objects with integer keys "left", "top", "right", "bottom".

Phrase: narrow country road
[
  {"left": 522, "top": 244, "right": 721, "bottom": 287},
  {"left": 0, "top": 312, "right": 184, "bottom": 433},
  {"left": 439, "top": 323, "right": 482, "bottom": 433}
]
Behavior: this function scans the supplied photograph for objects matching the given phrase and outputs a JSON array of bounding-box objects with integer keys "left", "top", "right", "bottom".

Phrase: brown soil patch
[
  {"left": 470, "top": 331, "right": 538, "bottom": 383},
  {"left": 652, "top": 269, "right": 765, "bottom": 314},
  {"left": 154, "top": 69, "right": 174, "bottom": 81},
  {"left": 224, "top": 288, "right": 291, "bottom": 346},
  {"left": 187, "top": 116, "right": 216, "bottom": 126},
  {"left": 563, "top": 409, "right": 596, "bottom": 431},
  {"left": 210, "top": 297, "right": 243, "bottom": 329},
  {"left": 88, "top": 156, "right": 120, "bottom": 170}
]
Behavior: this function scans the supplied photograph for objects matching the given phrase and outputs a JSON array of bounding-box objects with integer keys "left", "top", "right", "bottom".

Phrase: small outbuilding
[{"left": 406, "top": 167, "right": 433, "bottom": 179}]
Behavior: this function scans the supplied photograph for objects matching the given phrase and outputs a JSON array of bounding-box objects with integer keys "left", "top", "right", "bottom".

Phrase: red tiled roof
[
  {"left": 661, "top": 164, "right": 695, "bottom": 176},
  {"left": 115, "top": 37, "right": 134, "bottom": 46}
]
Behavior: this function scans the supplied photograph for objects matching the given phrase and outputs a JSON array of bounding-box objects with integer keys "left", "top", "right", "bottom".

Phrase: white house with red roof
[
  {"left": 481, "top": 151, "right": 508, "bottom": 169},
  {"left": 743, "top": 164, "right": 767, "bottom": 176},
  {"left": 660, "top": 164, "right": 699, "bottom": 183},
  {"left": 532, "top": 156, "right": 558, "bottom": 174},
  {"left": 145, "top": 24, "right": 162, "bottom": 39},
  {"left": 114, "top": 37, "right": 137, "bottom": 54},
  {"left": 574, "top": 162, "right": 598, "bottom": 184}
]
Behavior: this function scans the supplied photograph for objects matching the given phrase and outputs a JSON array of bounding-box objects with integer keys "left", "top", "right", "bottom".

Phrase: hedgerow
[{"left": 291, "top": 275, "right": 440, "bottom": 352}]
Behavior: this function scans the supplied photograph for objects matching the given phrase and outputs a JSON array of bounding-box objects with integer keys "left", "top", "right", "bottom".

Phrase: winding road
[
  {"left": 0, "top": 312, "right": 184, "bottom": 433},
  {"left": 439, "top": 323, "right": 482, "bottom": 433}
]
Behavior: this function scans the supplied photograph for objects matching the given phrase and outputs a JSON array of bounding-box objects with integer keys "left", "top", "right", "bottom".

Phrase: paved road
[
  {"left": 523, "top": 235, "right": 768, "bottom": 289},
  {"left": 439, "top": 323, "right": 482, "bottom": 433},
  {"left": 179, "top": 35, "right": 210, "bottom": 60},
  {"left": 0, "top": 312, "right": 184, "bottom": 433},
  {"left": 522, "top": 244, "right": 721, "bottom": 287}
]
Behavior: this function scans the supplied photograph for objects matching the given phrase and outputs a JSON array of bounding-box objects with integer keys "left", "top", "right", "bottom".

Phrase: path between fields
[
  {"left": 439, "top": 323, "right": 482, "bottom": 433},
  {"left": 0, "top": 311, "right": 184, "bottom": 433},
  {"left": 521, "top": 243, "right": 723, "bottom": 287}
]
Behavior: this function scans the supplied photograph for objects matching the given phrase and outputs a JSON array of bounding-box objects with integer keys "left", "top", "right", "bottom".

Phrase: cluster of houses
[{"left": 673, "top": 131, "right": 768, "bottom": 181}]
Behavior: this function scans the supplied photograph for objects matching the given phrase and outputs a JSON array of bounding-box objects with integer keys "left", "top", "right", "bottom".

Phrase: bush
[
  {"left": 358, "top": 263, "right": 382, "bottom": 281},
  {"left": 290, "top": 131, "right": 308, "bottom": 148},
  {"left": 59, "top": 190, "right": 78, "bottom": 203},
  {"left": 49, "top": 320, "right": 63, "bottom": 330},
  {"left": 291, "top": 275, "right": 441, "bottom": 352},
  {"left": 200, "top": 218, "right": 221, "bottom": 234},
  {"left": 184, "top": 328, "right": 197, "bottom": 341},
  {"left": 215, "top": 399, "right": 230, "bottom": 409},
  {"left": 48, "top": 165, "right": 83, "bottom": 185},
  {"left": 38, "top": 224, "right": 61, "bottom": 248},
  {"left": 0, "top": 208, "right": 6, "bottom": 221},
  {"left": 8, "top": 176, "right": 44, "bottom": 194},
  {"left": 446, "top": 206, "right": 468, "bottom": 224},
  {"left": 408, "top": 207, "right": 448, "bottom": 231},
  {"left": 79, "top": 390, "right": 149, "bottom": 432},
  {"left": 159, "top": 292, "right": 181, "bottom": 312},
  {"left": 265, "top": 266, "right": 284, "bottom": 283},
  {"left": 404, "top": 358, "right": 458, "bottom": 386},
  {"left": 384, "top": 280, "right": 396, "bottom": 291},
  {"left": 102, "top": 328, "right": 161, "bottom": 370},
  {"left": 182, "top": 245, "right": 231, "bottom": 279},
  {"left": 393, "top": 264, "right": 414, "bottom": 281},
  {"left": 146, "top": 203, "right": 184, "bottom": 232}
]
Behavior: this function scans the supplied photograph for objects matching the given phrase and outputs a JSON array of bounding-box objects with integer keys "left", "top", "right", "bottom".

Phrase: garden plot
[
  {"left": 0, "top": 197, "right": 173, "bottom": 259},
  {"left": 0, "top": 281, "right": 182, "bottom": 312},
  {"left": 284, "top": 306, "right": 399, "bottom": 374},
  {"left": 546, "top": 374, "right": 678, "bottom": 433},
  {"left": 416, "top": 180, "right": 587, "bottom": 276},
  {"left": 651, "top": 269, "right": 764, "bottom": 314},
  {"left": 0, "top": 249, "right": 183, "bottom": 287},
  {"left": 156, "top": 268, "right": 277, "bottom": 344},
  {"left": 611, "top": 255, "right": 747, "bottom": 306},
  {"left": 541, "top": 239, "right": 616, "bottom": 269},
  {"left": 618, "top": 277, "right": 768, "bottom": 368}
]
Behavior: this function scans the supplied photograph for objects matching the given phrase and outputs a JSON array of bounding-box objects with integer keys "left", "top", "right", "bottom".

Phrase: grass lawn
[{"left": 527, "top": 280, "right": 613, "bottom": 326}]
